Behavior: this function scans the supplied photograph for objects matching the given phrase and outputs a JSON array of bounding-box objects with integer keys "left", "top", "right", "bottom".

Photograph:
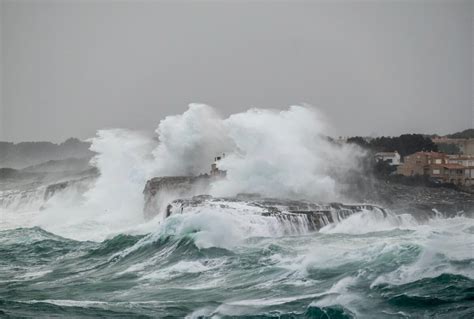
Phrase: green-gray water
[
  {"left": 1, "top": 105, "right": 473, "bottom": 318},
  {"left": 1, "top": 210, "right": 473, "bottom": 318}
]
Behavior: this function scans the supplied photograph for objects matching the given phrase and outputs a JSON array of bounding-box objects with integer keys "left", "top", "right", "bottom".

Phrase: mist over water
[
  {"left": 26, "top": 104, "right": 361, "bottom": 240},
  {"left": 0, "top": 104, "right": 473, "bottom": 318}
]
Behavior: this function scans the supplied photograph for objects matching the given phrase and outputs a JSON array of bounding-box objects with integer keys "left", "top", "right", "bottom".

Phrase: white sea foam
[
  {"left": 309, "top": 276, "right": 360, "bottom": 315},
  {"left": 2, "top": 104, "right": 364, "bottom": 241},
  {"left": 370, "top": 215, "right": 474, "bottom": 287},
  {"left": 157, "top": 203, "right": 316, "bottom": 249},
  {"left": 141, "top": 259, "right": 226, "bottom": 282},
  {"left": 2, "top": 103, "right": 472, "bottom": 260},
  {"left": 320, "top": 209, "right": 419, "bottom": 234}
]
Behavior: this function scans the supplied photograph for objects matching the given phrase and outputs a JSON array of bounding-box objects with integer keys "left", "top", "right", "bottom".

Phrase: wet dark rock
[
  {"left": 166, "top": 195, "right": 387, "bottom": 231},
  {"left": 354, "top": 179, "right": 474, "bottom": 216},
  {"left": 143, "top": 175, "right": 215, "bottom": 219},
  {"left": 143, "top": 168, "right": 474, "bottom": 224},
  {"left": 142, "top": 175, "right": 388, "bottom": 230}
]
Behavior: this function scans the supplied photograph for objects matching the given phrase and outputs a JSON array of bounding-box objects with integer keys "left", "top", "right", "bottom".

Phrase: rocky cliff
[{"left": 142, "top": 175, "right": 214, "bottom": 219}]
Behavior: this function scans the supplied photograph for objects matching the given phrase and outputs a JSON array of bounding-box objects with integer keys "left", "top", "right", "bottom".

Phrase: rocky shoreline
[
  {"left": 142, "top": 175, "right": 474, "bottom": 221},
  {"left": 1, "top": 168, "right": 472, "bottom": 220},
  {"left": 166, "top": 195, "right": 387, "bottom": 231},
  {"left": 346, "top": 177, "right": 474, "bottom": 216}
]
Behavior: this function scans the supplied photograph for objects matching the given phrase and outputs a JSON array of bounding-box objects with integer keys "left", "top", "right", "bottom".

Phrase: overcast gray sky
[{"left": 0, "top": 0, "right": 472, "bottom": 143}]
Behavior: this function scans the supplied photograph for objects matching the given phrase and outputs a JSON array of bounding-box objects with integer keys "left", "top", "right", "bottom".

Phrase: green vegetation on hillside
[
  {"left": 347, "top": 134, "right": 438, "bottom": 158},
  {"left": 447, "top": 129, "right": 474, "bottom": 139}
]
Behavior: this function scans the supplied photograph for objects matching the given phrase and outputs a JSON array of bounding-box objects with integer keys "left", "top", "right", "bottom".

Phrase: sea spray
[
  {"left": 1, "top": 104, "right": 473, "bottom": 317},
  {"left": 149, "top": 104, "right": 364, "bottom": 200},
  {"left": 2, "top": 215, "right": 471, "bottom": 318},
  {"left": 151, "top": 103, "right": 235, "bottom": 176},
  {"left": 26, "top": 104, "right": 365, "bottom": 239},
  {"left": 84, "top": 129, "right": 156, "bottom": 220},
  {"left": 210, "top": 106, "right": 359, "bottom": 200}
]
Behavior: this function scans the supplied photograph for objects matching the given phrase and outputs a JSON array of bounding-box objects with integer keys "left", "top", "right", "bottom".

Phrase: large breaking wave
[
  {"left": 1, "top": 104, "right": 473, "bottom": 318},
  {"left": 2, "top": 104, "right": 365, "bottom": 240},
  {"left": 87, "top": 104, "right": 362, "bottom": 215},
  {"left": 0, "top": 213, "right": 472, "bottom": 318}
]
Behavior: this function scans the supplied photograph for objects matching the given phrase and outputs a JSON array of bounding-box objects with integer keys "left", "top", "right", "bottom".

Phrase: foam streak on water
[
  {"left": 0, "top": 206, "right": 473, "bottom": 318},
  {"left": 1, "top": 104, "right": 473, "bottom": 317}
]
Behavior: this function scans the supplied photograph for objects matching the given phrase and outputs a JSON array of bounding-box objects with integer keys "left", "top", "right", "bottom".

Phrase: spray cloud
[
  {"left": 33, "top": 103, "right": 363, "bottom": 239},
  {"left": 147, "top": 104, "right": 362, "bottom": 201},
  {"left": 88, "top": 104, "right": 363, "bottom": 209}
]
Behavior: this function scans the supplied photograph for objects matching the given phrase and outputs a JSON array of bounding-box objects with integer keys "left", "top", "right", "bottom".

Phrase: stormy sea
[{"left": 1, "top": 105, "right": 473, "bottom": 318}]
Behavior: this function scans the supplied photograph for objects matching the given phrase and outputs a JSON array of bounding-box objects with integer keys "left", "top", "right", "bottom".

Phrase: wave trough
[{"left": 0, "top": 104, "right": 473, "bottom": 318}]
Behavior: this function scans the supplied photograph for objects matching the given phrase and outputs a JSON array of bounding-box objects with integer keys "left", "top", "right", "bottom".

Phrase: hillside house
[
  {"left": 397, "top": 151, "right": 474, "bottom": 186},
  {"left": 374, "top": 151, "right": 401, "bottom": 166},
  {"left": 397, "top": 151, "right": 447, "bottom": 176}
]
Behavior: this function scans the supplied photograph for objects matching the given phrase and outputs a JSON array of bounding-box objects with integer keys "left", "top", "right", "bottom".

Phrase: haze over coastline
[{"left": 1, "top": 0, "right": 472, "bottom": 142}]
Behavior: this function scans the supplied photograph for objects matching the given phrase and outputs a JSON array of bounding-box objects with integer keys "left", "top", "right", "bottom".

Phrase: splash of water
[
  {"left": 90, "top": 104, "right": 363, "bottom": 214},
  {"left": 2, "top": 104, "right": 364, "bottom": 240}
]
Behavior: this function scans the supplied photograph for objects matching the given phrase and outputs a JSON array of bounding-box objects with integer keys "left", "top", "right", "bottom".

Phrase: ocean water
[
  {"left": 1, "top": 105, "right": 473, "bottom": 318},
  {"left": 1, "top": 204, "right": 473, "bottom": 318}
]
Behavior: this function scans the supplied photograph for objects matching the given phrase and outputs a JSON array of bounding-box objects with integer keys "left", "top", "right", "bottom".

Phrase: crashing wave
[
  {"left": 166, "top": 195, "right": 386, "bottom": 233},
  {"left": 0, "top": 176, "right": 95, "bottom": 212}
]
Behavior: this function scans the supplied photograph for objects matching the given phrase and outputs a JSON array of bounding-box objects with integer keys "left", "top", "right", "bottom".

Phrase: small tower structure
[{"left": 210, "top": 153, "right": 227, "bottom": 177}]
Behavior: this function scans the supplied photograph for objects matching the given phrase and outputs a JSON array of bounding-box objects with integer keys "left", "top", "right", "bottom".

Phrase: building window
[
  {"left": 433, "top": 169, "right": 440, "bottom": 175},
  {"left": 435, "top": 159, "right": 442, "bottom": 164}
]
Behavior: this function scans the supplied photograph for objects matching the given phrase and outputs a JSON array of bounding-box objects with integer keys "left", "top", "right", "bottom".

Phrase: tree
[
  {"left": 346, "top": 136, "right": 370, "bottom": 148},
  {"left": 369, "top": 134, "right": 437, "bottom": 158},
  {"left": 437, "top": 143, "right": 461, "bottom": 154}
]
